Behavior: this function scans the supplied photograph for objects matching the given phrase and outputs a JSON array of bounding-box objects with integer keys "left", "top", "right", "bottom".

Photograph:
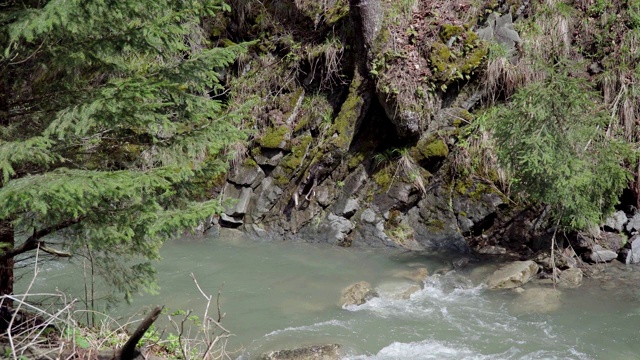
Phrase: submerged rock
[
  {"left": 378, "top": 282, "right": 422, "bottom": 300},
  {"left": 393, "top": 267, "right": 429, "bottom": 283},
  {"left": 340, "top": 281, "right": 378, "bottom": 307},
  {"left": 485, "top": 261, "right": 538, "bottom": 289},
  {"left": 397, "top": 285, "right": 422, "bottom": 300},
  {"left": 510, "top": 287, "right": 562, "bottom": 315},
  {"left": 259, "top": 344, "right": 342, "bottom": 360},
  {"left": 557, "top": 267, "right": 583, "bottom": 289}
]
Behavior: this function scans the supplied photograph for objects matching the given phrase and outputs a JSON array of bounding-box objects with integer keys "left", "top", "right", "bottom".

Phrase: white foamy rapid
[{"left": 256, "top": 271, "right": 593, "bottom": 360}]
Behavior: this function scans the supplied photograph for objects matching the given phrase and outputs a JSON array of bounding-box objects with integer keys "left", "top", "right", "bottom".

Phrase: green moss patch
[
  {"left": 258, "top": 125, "right": 290, "bottom": 149},
  {"left": 280, "top": 133, "right": 313, "bottom": 173},
  {"left": 373, "top": 169, "right": 393, "bottom": 191},
  {"left": 327, "top": 73, "right": 364, "bottom": 151},
  {"left": 428, "top": 25, "right": 488, "bottom": 88},
  {"left": 411, "top": 137, "right": 449, "bottom": 162}
]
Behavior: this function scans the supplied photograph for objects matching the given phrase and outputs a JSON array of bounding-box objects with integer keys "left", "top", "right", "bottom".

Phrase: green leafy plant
[{"left": 490, "top": 67, "right": 633, "bottom": 231}]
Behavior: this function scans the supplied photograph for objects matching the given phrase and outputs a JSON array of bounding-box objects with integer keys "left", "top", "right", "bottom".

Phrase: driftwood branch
[{"left": 117, "top": 305, "right": 163, "bottom": 360}]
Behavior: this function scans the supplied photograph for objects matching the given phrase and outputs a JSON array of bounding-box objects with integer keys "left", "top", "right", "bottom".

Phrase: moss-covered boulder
[{"left": 258, "top": 125, "right": 291, "bottom": 150}]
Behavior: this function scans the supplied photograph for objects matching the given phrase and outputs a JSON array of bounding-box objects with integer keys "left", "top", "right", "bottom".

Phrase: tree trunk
[{"left": 0, "top": 221, "right": 15, "bottom": 306}]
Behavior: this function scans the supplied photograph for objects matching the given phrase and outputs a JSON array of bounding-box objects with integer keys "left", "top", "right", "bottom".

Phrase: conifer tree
[{"left": 0, "top": 0, "right": 246, "bottom": 301}]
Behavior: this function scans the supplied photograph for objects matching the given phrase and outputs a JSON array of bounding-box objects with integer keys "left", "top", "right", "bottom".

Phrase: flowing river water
[{"left": 19, "top": 232, "right": 640, "bottom": 359}]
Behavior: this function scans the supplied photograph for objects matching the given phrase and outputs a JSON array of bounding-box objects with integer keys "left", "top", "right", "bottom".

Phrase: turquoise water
[{"left": 19, "top": 232, "right": 640, "bottom": 359}]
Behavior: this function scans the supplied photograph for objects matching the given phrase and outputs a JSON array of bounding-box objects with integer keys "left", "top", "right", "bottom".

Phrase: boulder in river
[
  {"left": 259, "top": 344, "right": 342, "bottom": 360},
  {"left": 626, "top": 235, "right": 640, "bottom": 264},
  {"left": 626, "top": 212, "right": 640, "bottom": 233},
  {"left": 340, "top": 281, "right": 378, "bottom": 306},
  {"left": 397, "top": 285, "right": 422, "bottom": 300},
  {"left": 393, "top": 267, "right": 429, "bottom": 283},
  {"left": 586, "top": 245, "right": 618, "bottom": 263},
  {"left": 485, "top": 261, "right": 538, "bottom": 289}
]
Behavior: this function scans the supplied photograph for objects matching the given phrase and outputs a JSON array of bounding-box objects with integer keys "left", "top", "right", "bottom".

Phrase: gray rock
[
  {"left": 476, "top": 245, "right": 507, "bottom": 255},
  {"left": 335, "top": 198, "right": 359, "bottom": 218},
  {"left": 219, "top": 213, "right": 243, "bottom": 226},
  {"left": 350, "top": 217, "right": 396, "bottom": 248},
  {"left": 406, "top": 193, "right": 468, "bottom": 252},
  {"left": 626, "top": 212, "right": 640, "bottom": 233},
  {"left": 242, "top": 223, "right": 272, "bottom": 241},
  {"left": 315, "top": 185, "right": 333, "bottom": 207},
  {"left": 485, "top": 261, "right": 539, "bottom": 289},
  {"left": 340, "top": 281, "right": 378, "bottom": 306},
  {"left": 510, "top": 287, "right": 562, "bottom": 315},
  {"left": 533, "top": 250, "right": 571, "bottom": 271},
  {"left": 248, "top": 178, "right": 283, "bottom": 222},
  {"left": 326, "top": 213, "right": 354, "bottom": 244},
  {"left": 204, "top": 223, "right": 220, "bottom": 237},
  {"left": 587, "top": 245, "right": 618, "bottom": 263},
  {"left": 457, "top": 215, "right": 475, "bottom": 233},
  {"left": 627, "top": 235, "right": 640, "bottom": 264},
  {"left": 227, "top": 164, "right": 265, "bottom": 188},
  {"left": 452, "top": 257, "right": 470, "bottom": 269},
  {"left": 600, "top": 232, "right": 626, "bottom": 252},
  {"left": 374, "top": 182, "right": 418, "bottom": 213},
  {"left": 360, "top": 208, "right": 377, "bottom": 223},
  {"left": 356, "top": 0, "right": 382, "bottom": 51},
  {"left": 259, "top": 344, "right": 341, "bottom": 360},
  {"left": 557, "top": 267, "right": 583, "bottom": 289},
  {"left": 253, "top": 149, "right": 284, "bottom": 167},
  {"left": 603, "top": 210, "right": 628, "bottom": 232},
  {"left": 342, "top": 166, "right": 369, "bottom": 195},
  {"left": 223, "top": 185, "right": 252, "bottom": 217},
  {"left": 478, "top": 13, "right": 521, "bottom": 51}
]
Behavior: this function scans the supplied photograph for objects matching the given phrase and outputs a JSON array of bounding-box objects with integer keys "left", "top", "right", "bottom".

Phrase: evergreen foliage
[
  {"left": 490, "top": 69, "right": 632, "bottom": 231},
  {"left": 0, "top": 0, "right": 246, "bottom": 300}
]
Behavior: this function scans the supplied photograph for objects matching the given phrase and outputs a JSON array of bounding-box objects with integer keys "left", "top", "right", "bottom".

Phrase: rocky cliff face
[
  {"left": 208, "top": 0, "right": 640, "bottom": 259},
  {"left": 201, "top": 0, "right": 521, "bottom": 252}
]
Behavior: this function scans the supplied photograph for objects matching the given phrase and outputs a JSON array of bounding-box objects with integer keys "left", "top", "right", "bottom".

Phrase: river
[{"left": 18, "top": 231, "right": 640, "bottom": 359}]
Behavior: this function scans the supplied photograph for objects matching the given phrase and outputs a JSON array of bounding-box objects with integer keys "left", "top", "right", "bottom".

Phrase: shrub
[{"left": 490, "top": 68, "right": 633, "bottom": 231}]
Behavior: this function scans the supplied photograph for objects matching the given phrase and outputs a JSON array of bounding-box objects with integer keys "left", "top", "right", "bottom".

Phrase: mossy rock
[
  {"left": 427, "top": 25, "right": 488, "bottom": 87},
  {"left": 426, "top": 218, "right": 446, "bottom": 231},
  {"left": 258, "top": 125, "right": 290, "bottom": 150},
  {"left": 280, "top": 133, "right": 313, "bottom": 173},
  {"left": 325, "top": 0, "right": 350, "bottom": 25},
  {"left": 373, "top": 169, "right": 393, "bottom": 192},
  {"left": 439, "top": 24, "right": 466, "bottom": 42},
  {"left": 327, "top": 73, "right": 364, "bottom": 151},
  {"left": 297, "top": 93, "right": 333, "bottom": 133},
  {"left": 411, "top": 137, "right": 449, "bottom": 163},
  {"left": 243, "top": 157, "right": 258, "bottom": 167},
  {"left": 348, "top": 152, "right": 367, "bottom": 170}
]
